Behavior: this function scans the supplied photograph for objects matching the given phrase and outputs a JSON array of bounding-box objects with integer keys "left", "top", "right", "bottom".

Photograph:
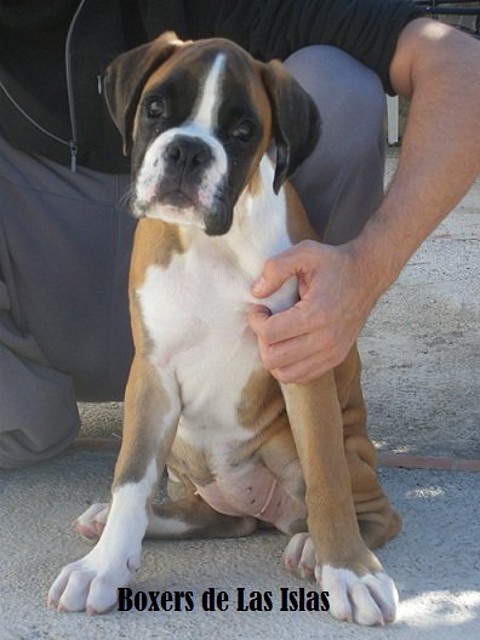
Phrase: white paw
[
  {"left": 47, "top": 545, "right": 139, "bottom": 614},
  {"left": 320, "top": 565, "right": 398, "bottom": 626},
  {"left": 283, "top": 533, "right": 398, "bottom": 626},
  {"left": 73, "top": 503, "right": 109, "bottom": 540},
  {"left": 283, "top": 532, "right": 316, "bottom": 580}
]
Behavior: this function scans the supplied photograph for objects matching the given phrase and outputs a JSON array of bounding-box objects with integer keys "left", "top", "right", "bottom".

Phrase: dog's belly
[
  {"left": 171, "top": 361, "right": 307, "bottom": 534},
  {"left": 168, "top": 323, "right": 307, "bottom": 533},
  {"left": 195, "top": 464, "right": 307, "bottom": 532},
  {"left": 170, "top": 422, "right": 307, "bottom": 534}
]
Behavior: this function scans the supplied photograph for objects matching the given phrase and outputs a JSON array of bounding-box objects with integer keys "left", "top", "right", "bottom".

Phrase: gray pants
[{"left": 0, "top": 46, "right": 385, "bottom": 469}]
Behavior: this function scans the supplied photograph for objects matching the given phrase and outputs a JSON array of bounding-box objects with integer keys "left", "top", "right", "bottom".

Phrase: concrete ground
[{"left": 1, "top": 154, "right": 479, "bottom": 639}]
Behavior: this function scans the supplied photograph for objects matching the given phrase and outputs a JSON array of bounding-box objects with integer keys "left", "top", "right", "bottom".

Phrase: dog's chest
[
  {"left": 137, "top": 229, "right": 296, "bottom": 433},
  {"left": 139, "top": 240, "right": 259, "bottom": 371}
]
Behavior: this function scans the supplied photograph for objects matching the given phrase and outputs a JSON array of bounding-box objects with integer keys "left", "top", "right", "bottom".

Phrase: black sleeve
[{"left": 208, "top": 0, "right": 425, "bottom": 94}]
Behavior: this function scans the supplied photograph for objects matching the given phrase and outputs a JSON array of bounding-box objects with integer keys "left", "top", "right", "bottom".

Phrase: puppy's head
[{"left": 105, "top": 32, "right": 320, "bottom": 235}]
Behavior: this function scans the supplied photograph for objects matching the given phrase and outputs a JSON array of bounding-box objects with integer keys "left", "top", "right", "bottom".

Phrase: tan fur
[
  {"left": 236, "top": 368, "right": 284, "bottom": 432},
  {"left": 168, "top": 436, "right": 215, "bottom": 488},
  {"left": 284, "top": 180, "right": 321, "bottom": 243},
  {"left": 114, "top": 356, "right": 171, "bottom": 488},
  {"left": 130, "top": 220, "right": 186, "bottom": 283},
  {"left": 149, "top": 495, "right": 257, "bottom": 540}
]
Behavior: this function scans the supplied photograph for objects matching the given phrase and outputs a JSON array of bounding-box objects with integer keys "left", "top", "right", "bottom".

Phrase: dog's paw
[
  {"left": 283, "top": 532, "right": 316, "bottom": 580},
  {"left": 47, "top": 546, "right": 138, "bottom": 614},
  {"left": 320, "top": 565, "right": 398, "bottom": 626},
  {"left": 73, "top": 503, "right": 109, "bottom": 540},
  {"left": 283, "top": 533, "right": 398, "bottom": 626}
]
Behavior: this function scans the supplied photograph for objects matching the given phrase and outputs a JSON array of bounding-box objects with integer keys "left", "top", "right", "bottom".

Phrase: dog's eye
[
  {"left": 146, "top": 97, "right": 167, "bottom": 119},
  {"left": 230, "top": 120, "right": 255, "bottom": 142}
]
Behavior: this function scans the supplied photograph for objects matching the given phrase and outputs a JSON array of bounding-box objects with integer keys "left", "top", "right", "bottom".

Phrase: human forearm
[{"left": 354, "top": 19, "right": 480, "bottom": 299}]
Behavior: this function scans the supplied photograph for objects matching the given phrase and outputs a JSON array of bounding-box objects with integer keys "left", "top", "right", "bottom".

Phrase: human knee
[
  {"left": 284, "top": 45, "right": 386, "bottom": 125},
  {"left": 283, "top": 46, "right": 386, "bottom": 239},
  {"left": 284, "top": 45, "right": 386, "bottom": 163},
  {"left": 0, "top": 424, "right": 79, "bottom": 469},
  {"left": 0, "top": 353, "right": 80, "bottom": 469}
]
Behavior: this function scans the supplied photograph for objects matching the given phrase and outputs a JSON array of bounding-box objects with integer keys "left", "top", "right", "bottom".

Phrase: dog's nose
[{"left": 164, "top": 137, "right": 212, "bottom": 173}]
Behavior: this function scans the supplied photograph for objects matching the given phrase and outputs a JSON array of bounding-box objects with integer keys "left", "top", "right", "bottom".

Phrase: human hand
[{"left": 248, "top": 240, "right": 381, "bottom": 384}]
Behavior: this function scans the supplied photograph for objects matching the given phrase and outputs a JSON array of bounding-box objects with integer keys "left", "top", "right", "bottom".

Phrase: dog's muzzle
[
  {"left": 159, "top": 136, "right": 214, "bottom": 208},
  {"left": 133, "top": 129, "right": 232, "bottom": 235}
]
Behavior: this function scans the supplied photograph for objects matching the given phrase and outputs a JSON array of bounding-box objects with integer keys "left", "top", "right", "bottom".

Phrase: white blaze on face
[
  {"left": 191, "top": 53, "right": 226, "bottom": 130},
  {"left": 133, "top": 53, "right": 230, "bottom": 227}
]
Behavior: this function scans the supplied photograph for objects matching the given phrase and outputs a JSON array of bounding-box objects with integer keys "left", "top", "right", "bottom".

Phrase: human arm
[{"left": 248, "top": 18, "right": 480, "bottom": 384}]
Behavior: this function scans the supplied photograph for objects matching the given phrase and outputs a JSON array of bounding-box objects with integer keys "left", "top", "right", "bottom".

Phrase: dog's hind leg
[
  {"left": 72, "top": 494, "right": 257, "bottom": 542},
  {"left": 74, "top": 503, "right": 109, "bottom": 540},
  {"left": 147, "top": 494, "right": 257, "bottom": 539}
]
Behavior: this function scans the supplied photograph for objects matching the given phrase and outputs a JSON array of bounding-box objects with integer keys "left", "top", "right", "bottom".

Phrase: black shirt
[{"left": 0, "top": 0, "right": 424, "bottom": 172}]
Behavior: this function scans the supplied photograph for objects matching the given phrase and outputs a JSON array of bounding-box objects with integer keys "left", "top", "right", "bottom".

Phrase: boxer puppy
[{"left": 48, "top": 32, "right": 401, "bottom": 625}]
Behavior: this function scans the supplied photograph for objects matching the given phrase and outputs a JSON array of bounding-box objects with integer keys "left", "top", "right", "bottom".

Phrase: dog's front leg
[
  {"left": 281, "top": 374, "right": 398, "bottom": 626},
  {"left": 48, "top": 357, "right": 180, "bottom": 614}
]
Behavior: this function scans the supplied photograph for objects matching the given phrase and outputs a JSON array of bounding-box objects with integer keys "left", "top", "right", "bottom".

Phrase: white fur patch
[
  {"left": 138, "top": 253, "right": 260, "bottom": 448},
  {"left": 320, "top": 565, "right": 399, "bottom": 626},
  {"left": 191, "top": 54, "right": 226, "bottom": 130},
  {"left": 48, "top": 460, "right": 158, "bottom": 613},
  {"left": 147, "top": 516, "right": 193, "bottom": 538}
]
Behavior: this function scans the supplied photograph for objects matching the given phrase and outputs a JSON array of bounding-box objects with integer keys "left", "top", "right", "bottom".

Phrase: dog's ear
[
  {"left": 261, "top": 60, "right": 321, "bottom": 194},
  {"left": 104, "top": 31, "right": 182, "bottom": 156}
]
